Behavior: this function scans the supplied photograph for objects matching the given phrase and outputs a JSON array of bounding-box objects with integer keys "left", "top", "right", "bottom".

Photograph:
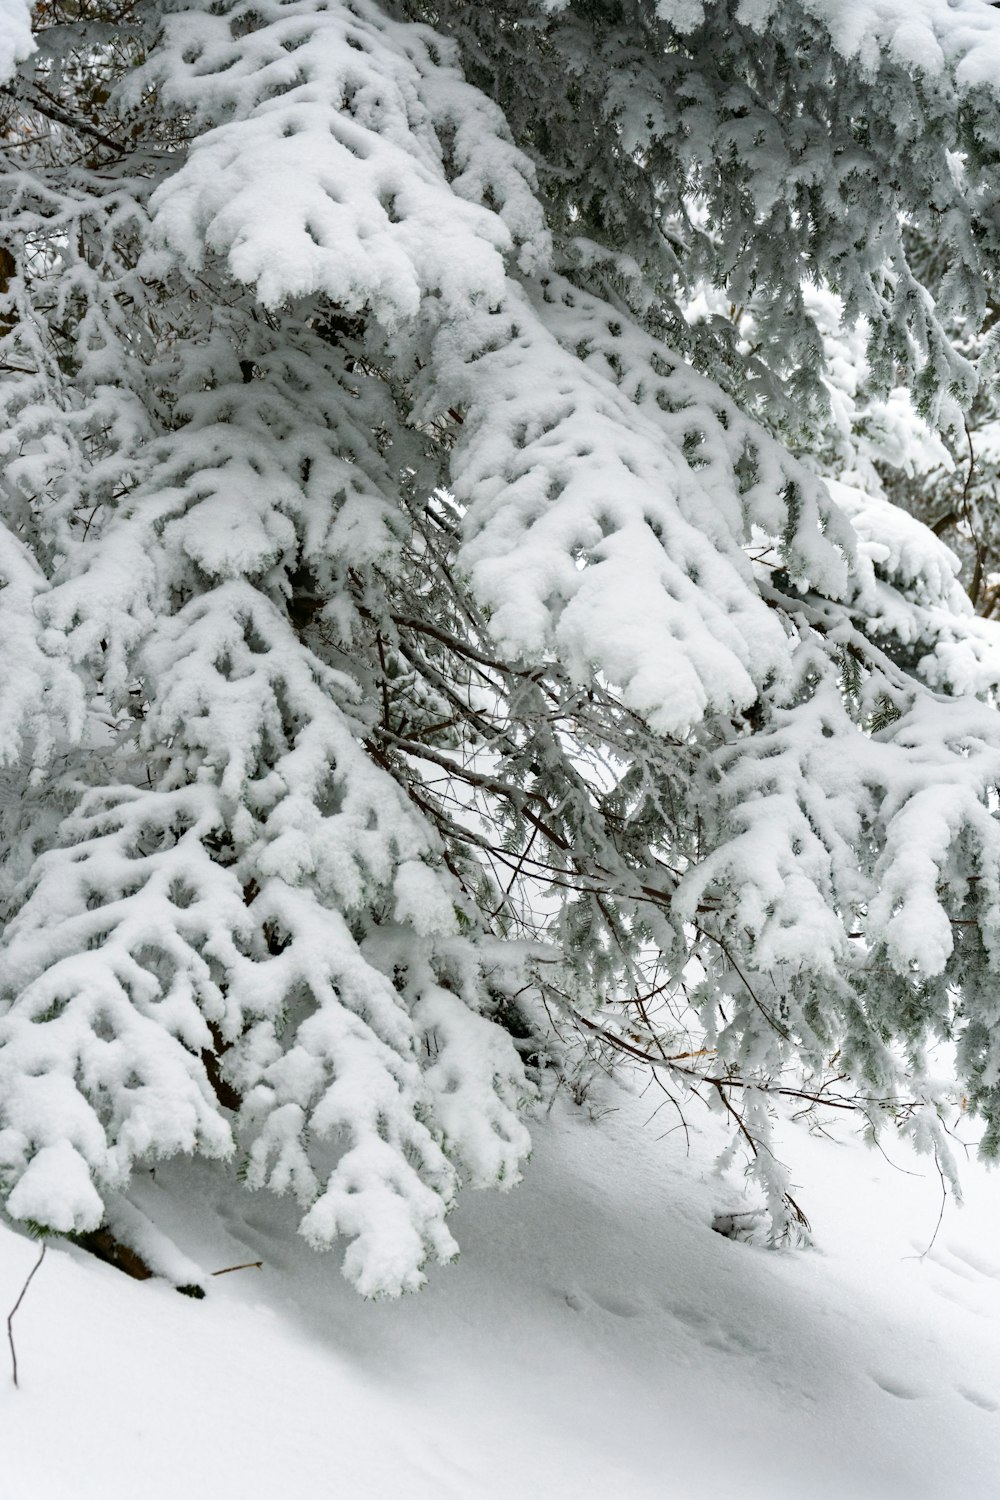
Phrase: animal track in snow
[
  {"left": 670, "top": 1304, "right": 711, "bottom": 1331},
  {"left": 589, "top": 1292, "right": 643, "bottom": 1318},
  {"left": 957, "top": 1386, "right": 999, "bottom": 1412},
  {"left": 924, "top": 1272, "right": 981, "bottom": 1310},
  {"left": 870, "top": 1373, "right": 927, "bottom": 1400},
  {"left": 702, "top": 1327, "right": 762, "bottom": 1357},
  {"left": 669, "top": 1305, "right": 763, "bottom": 1356},
  {"left": 915, "top": 1244, "right": 979, "bottom": 1284},
  {"left": 560, "top": 1288, "right": 642, "bottom": 1317},
  {"left": 948, "top": 1244, "right": 1000, "bottom": 1280},
  {"left": 237, "top": 1212, "right": 284, "bottom": 1240}
]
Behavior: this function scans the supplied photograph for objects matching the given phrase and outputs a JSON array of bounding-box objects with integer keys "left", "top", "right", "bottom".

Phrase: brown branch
[
  {"left": 372, "top": 728, "right": 572, "bottom": 852},
  {"left": 10, "top": 83, "right": 129, "bottom": 156},
  {"left": 960, "top": 419, "right": 986, "bottom": 608},
  {"left": 691, "top": 922, "right": 792, "bottom": 1041},
  {"left": 375, "top": 632, "right": 392, "bottom": 732},
  {"left": 391, "top": 612, "right": 543, "bottom": 681},
  {"left": 210, "top": 1259, "right": 263, "bottom": 1277},
  {"left": 565, "top": 1005, "right": 917, "bottom": 1114}
]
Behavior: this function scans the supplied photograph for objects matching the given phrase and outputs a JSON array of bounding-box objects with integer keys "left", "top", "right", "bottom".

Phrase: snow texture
[
  {"left": 0, "top": 0, "right": 32, "bottom": 85},
  {"left": 3, "top": 1085, "right": 1000, "bottom": 1500},
  {"left": 659, "top": 0, "right": 1000, "bottom": 88}
]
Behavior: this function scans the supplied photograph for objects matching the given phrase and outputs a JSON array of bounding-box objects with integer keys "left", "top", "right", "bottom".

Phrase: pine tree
[{"left": 3, "top": 0, "right": 1000, "bottom": 1290}]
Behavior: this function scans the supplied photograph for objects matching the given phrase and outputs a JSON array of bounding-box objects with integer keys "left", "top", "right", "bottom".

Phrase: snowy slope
[{"left": 2, "top": 1077, "right": 1000, "bottom": 1500}]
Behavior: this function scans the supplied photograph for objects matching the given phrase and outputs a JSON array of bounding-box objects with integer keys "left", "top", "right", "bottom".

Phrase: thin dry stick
[
  {"left": 210, "top": 1259, "right": 263, "bottom": 1277},
  {"left": 7, "top": 1242, "right": 46, "bottom": 1389},
  {"left": 905, "top": 1151, "right": 950, "bottom": 1263}
]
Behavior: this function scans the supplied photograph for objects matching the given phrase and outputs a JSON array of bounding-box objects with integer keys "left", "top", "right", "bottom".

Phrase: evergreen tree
[{"left": 3, "top": 0, "right": 1000, "bottom": 1290}]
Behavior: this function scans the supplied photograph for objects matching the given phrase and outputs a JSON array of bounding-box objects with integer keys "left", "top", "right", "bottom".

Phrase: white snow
[
  {"left": 658, "top": 0, "right": 1000, "bottom": 88},
  {"left": 4, "top": 1079, "right": 1000, "bottom": 1499},
  {"left": 0, "top": 0, "right": 32, "bottom": 86}
]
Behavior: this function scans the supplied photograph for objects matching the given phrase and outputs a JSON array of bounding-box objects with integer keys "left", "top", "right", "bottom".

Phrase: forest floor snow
[{"left": 2, "top": 1070, "right": 1000, "bottom": 1500}]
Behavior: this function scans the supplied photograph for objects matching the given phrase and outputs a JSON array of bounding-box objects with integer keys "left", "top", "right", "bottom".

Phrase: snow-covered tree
[{"left": 4, "top": 0, "right": 1000, "bottom": 1289}]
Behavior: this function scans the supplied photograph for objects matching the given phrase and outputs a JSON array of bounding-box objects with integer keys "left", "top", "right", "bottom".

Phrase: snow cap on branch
[{"left": 0, "top": 0, "right": 33, "bottom": 85}]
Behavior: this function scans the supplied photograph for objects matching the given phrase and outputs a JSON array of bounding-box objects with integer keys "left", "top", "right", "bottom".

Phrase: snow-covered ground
[{"left": 3, "top": 1074, "right": 1000, "bottom": 1500}]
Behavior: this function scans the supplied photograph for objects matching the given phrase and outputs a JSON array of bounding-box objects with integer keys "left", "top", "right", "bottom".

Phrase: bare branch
[{"left": 7, "top": 1242, "right": 46, "bottom": 1390}]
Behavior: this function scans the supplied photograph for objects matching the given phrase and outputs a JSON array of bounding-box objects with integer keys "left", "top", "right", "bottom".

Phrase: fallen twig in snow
[
  {"left": 210, "top": 1260, "right": 264, "bottom": 1277},
  {"left": 7, "top": 1243, "right": 46, "bottom": 1389}
]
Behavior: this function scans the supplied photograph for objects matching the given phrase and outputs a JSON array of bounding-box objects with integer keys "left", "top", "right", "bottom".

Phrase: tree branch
[
  {"left": 3, "top": 82, "right": 128, "bottom": 156},
  {"left": 7, "top": 1242, "right": 46, "bottom": 1389}
]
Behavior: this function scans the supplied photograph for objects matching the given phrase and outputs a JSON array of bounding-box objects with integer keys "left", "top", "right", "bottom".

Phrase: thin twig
[
  {"left": 18, "top": 83, "right": 128, "bottom": 155},
  {"left": 210, "top": 1259, "right": 263, "bottom": 1277},
  {"left": 7, "top": 1242, "right": 46, "bottom": 1389},
  {"left": 906, "top": 1151, "right": 949, "bottom": 1262},
  {"left": 960, "top": 419, "right": 986, "bottom": 608}
]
